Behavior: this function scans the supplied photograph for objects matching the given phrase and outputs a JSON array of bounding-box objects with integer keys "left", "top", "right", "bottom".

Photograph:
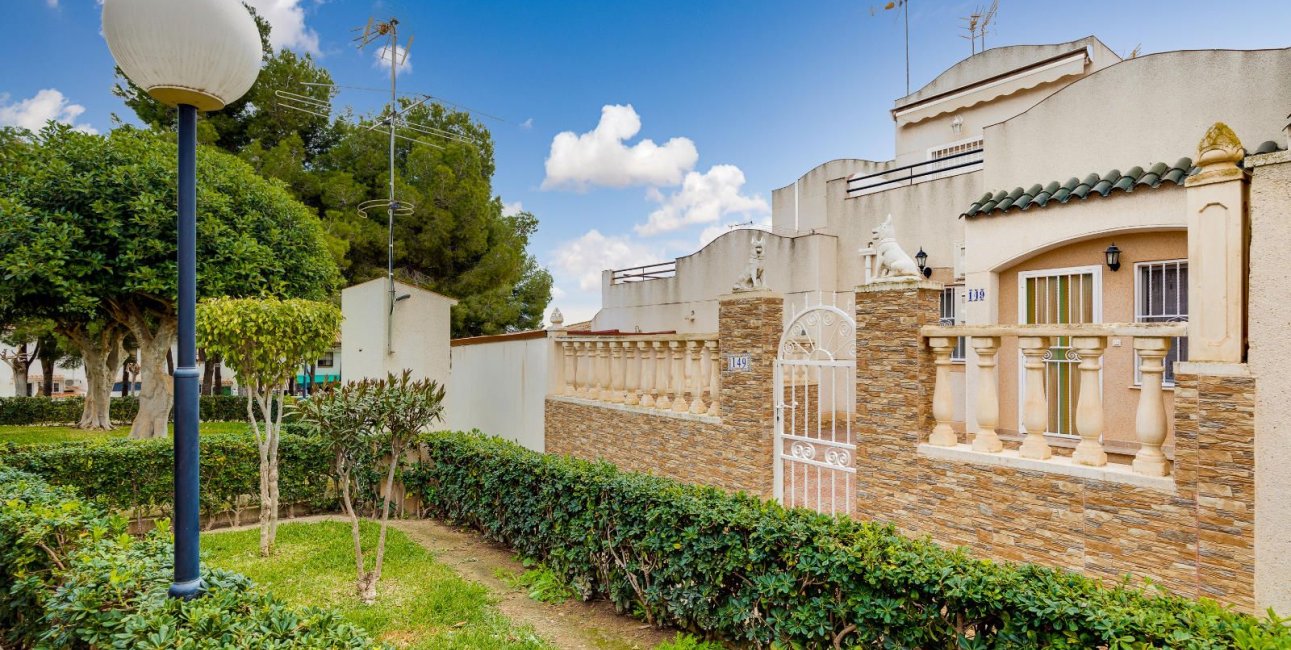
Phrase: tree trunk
[
  {"left": 120, "top": 312, "right": 176, "bottom": 440},
  {"left": 62, "top": 324, "right": 125, "bottom": 430},
  {"left": 253, "top": 388, "right": 283, "bottom": 556},
  {"left": 120, "top": 361, "right": 131, "bottom": 397},
  {"left": 13, "top": 343, "right": 30, "bottom": 397},
  {"left": 201, "top": 348, "right": 214, "bottom": 396},
  {"left": 36, "top": 337, "right": 56, "bottom": 396},
  {"left": 213, "top": 361, "right": 223, "bottom": 396}
]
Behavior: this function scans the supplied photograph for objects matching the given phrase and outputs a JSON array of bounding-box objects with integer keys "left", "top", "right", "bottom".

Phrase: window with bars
[
  {"left": 1135, "top": 260, "right": 1188, "bottom": 385},
  {"left": 940, "top": 287, "right": 966, "bottom": 361}
]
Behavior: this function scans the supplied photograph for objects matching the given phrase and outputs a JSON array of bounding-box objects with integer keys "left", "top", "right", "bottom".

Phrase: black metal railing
[
  {"left": 611, "top": 261, "right": 677, "bottom": 284},
  {"left": 846, "top": 148, "right": 983, "bottom": 196}
]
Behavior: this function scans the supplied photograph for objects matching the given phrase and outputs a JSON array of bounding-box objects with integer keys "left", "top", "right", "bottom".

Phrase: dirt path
[
  {"left": 213, "top": 514, "right": 676, "bottom": 650},
  {"left": 390, "top": 519, "right": 677, "bottom": 650}
]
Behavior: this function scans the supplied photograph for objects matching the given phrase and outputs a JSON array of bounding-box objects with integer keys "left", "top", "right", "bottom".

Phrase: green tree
[
  {"left": 316, "top": 102, "right": 553, "bottom": 336},
  {"left": 0, "top": 125, "right": 340, "bottom": 439},
  {"left": 197, "top": 297, "right": 342, "bottom": 556}
]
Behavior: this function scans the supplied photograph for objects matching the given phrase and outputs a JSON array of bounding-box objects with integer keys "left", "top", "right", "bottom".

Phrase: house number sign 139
[
  {"left": 966, "top": 288, "right": 987, "bottom": 302},
  {"left": 725, "top": 353, "right": 751, "bottom": 372}
]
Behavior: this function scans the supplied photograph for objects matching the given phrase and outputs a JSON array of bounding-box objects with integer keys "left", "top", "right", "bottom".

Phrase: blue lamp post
[{"left": 102, "top": 0, "right": 262, "bottom": 600}]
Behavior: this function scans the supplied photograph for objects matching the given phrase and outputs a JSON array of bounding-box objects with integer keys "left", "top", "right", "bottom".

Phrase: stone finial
[
  {"left": 731, "top": 231, "right": 767, "bottom": 292},
  {"left": 548, "top": 307, "right": 564, "bottom": 329},
  {"left": 1190, "top": 122, "right": 1245, "bottom": 184}
]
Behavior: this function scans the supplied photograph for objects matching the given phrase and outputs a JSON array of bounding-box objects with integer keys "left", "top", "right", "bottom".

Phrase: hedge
[
  {"left": 404, "top": 431, "right": 1291, "bottom": 649},
  {"left": 0, "top": 432, "right": 333, "bottom": 525},
  {"left": 0, "top": 465, "right": 378, "bottom": 649},
  {"left": 0, "top": 394, "right": 287, "bottom": 425}
]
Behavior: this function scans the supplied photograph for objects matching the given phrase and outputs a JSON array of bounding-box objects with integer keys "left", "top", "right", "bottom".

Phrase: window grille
[
  {"left": 940, "top": 286, "right": 966, "bottom": 361},
  {"left": 1135, "top": 260, "right": 1188, "bottom": 385},
  {"left": 317, "top": 351, "right": 335, "bottom": 368}
]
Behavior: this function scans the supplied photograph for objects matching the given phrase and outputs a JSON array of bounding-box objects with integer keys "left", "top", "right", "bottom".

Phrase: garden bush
[
  {"left": 0, "top": 465, "right": 378, "bottom": 649},
  {"left": 0, "top": 394, "right": 287, "bottom": 425},
  {"left": 405, "top": 431, "right": 1291, "bottom": 649},
  {"left": 0, "top": 433, "right": 333, "bottom": 525}
]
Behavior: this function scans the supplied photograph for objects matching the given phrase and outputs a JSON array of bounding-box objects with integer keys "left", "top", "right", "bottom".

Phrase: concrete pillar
[
  {"left": 1185, "top": 122, "right": 1248, "bottom": 363},
  {"left": 717, "top": 290, "right": 783, "bottom": 498}
]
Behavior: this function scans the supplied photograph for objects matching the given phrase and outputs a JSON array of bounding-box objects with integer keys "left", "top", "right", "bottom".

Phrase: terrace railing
[
  {"left": 846, "top": 148, "right": 984, "bottom": 197},
  {"left": 610, "top": 261, "right": 677, "bottom": 284},
  {"left": 552, "top": 334, "right": 720, "bottom": 417}
]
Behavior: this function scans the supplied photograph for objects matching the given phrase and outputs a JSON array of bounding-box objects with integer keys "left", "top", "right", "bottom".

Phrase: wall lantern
[
  {"left": 915, "top": 247, "right": 933, "bottom": 278},
  {"left": 1104, "top": 243, "right": 1122, "bottom": 272},
  {"left": 102, "top": 0, "right": 262, "bottom": 601}
]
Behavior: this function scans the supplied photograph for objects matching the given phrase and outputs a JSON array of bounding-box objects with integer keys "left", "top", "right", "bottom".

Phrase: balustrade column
[
  {"left": 606, "top": 341, "right": 621, "bottom": 402},
  {"left": 1132, "top": 337, "right": 1172, "bottom": 476},
  {"left": 574, "top": 342, "right": 589, "bottom": 396},
  {"left": 596, "top": 341, "right": 610, "bottom": 400},
  {"left": 705, "top": 340, "right": 720, "bottom": 416},
  {"left": 1071, "top": 336, "right": 1108, "bottom": 467},
  {"left": 1017, "top": 336, "right": 1053, "bottom": 460},
  {"left": 927, "top": 337, "right": 958, "bottom": 447},
  {"left": 561, "top": 341, "right": 576, "bottom": 395},
  {"left": 654, "top": 341, "right": 672, "bottom": 410},
  {"left": 623, "top": 341, "right": 640, "bottom": 405},
  {"left": 669, "top": 341, "right": 689, "bottom": 412},
  {"left": 970, "top": 336, "right": 1003, "bottom": 453},
  {"left": 688, "top": 341, "right": 707, "bottom": 414},
  {"left": 638, "top": 341, "right": 655, "bottom": 407}
]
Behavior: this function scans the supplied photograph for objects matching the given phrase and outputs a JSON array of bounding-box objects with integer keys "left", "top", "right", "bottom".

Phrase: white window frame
[
  {"left": 940, "top": 285, "right": 966, "bottom": 362},
  {"left": 317, "top": 351, "right": 335, "bottom": 368},
  {"left": 1016, "top": 265, "right": 1104, "bottom": 438},
  {"left": 1133, "top": 259, "right": 1188, "bottom": 387}
]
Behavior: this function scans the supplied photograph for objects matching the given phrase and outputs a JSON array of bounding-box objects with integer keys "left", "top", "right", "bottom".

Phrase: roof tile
[{"left": 962, "top": 157, "right": 1202, "bottom": 218}]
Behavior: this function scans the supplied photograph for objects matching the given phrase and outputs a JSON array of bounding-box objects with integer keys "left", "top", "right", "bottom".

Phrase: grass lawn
[
  {"left": 205, "top": 520, "right": 551, "bottom": 650},
  {"left": 0, "top": 421, "right": 249, "bottom": 445}
]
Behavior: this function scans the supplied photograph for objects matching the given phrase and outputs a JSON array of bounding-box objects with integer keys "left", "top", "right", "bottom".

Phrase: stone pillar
[
  {"left": 688, "top": 340, "right": 707, "bottom": 414},
  {"left": 970, "top": 336, "right": 1003, "bottom": 453},
  {"left": 705, "top": 340, "right": 720, "bottom": 417},
  {"left": 1131, "top": 337, "right": 1171, "bottom": 476},
  {"left": 639, "top": 341, "right": 656, "bottom": 407},
  {"left": 609, "top": 341, "right": 625, "bottom": 403},
  {"left": 595, "top": 341, "right": 609, "bottom": 400},
  {"left": 624, "top": 341, "right": 640, "bottom": 405},
  {"left": 575, "top": 342, "right": 589, "bottom": 396},
  {"left": 669, "top": 341, "right": 688, "bottom": 412},
  {"left": 853, "top": 279, "right": 941, "bottom": 520},
  {"left": 927, "top": 337, "right": 958, "bottom": 447},
  {"left": 718, "top": 290, "right": 783, "bottom": 498},
  {"left": 1071, "top": 336, "right": 1108, "bottom": 467},
  {"left": 561, "top": 341, "right": 576, "bottom": 395},
  {"left": 1185, "top": 122, "right": 1248, "bottom": 363},
  {"left": 654, "top": 341, "right": 671, "bottom": 410}
]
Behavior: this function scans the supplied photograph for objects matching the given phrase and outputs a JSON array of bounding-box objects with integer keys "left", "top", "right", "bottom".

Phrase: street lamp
[{"left": 102, "top": 0, "right": 261, "bottom": 600}]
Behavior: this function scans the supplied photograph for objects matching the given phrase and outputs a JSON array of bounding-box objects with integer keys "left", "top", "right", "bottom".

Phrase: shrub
[
  {"left": 0, "top": 395, "right": 286, "bottom": 425},
  {"left": 0, "top": 466, "right": 378, "bottom": 649},
  {"left": 405, "top": 432, "right": 1291, "bottom": 650},
  {"left": 0, "top": 433, "right": 334, "bottom": 526}
]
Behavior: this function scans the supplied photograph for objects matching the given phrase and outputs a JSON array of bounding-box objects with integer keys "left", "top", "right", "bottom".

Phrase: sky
[{"left": 3, "top": 1, "right": 1290, "bottom": 324}]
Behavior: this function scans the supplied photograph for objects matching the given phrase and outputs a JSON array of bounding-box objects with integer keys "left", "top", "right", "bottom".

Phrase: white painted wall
[
  {"left": 340, "top": 278, "right": 456, "bottom": 387},
  {"left": 444, "top": 333, "right": 551, "bottom": 452}
]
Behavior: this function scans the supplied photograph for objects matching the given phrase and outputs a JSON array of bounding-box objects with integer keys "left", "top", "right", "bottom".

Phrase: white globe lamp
[{"left": 101, "top": 0, "right": 263, "bottom": 601}]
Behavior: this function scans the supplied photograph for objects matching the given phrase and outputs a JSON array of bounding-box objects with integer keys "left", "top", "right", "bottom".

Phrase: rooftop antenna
[
  {"left": 979, "top": 0, "right": 999, "bottom": 52},
  {"left": 276, "top": 16, "right": 482, "bottom": 355},
  {"left": 959, "top": 0, "right": 997, "bottom": 55}
]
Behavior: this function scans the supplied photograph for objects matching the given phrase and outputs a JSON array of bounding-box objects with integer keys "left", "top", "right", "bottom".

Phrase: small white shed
[{"left": 340, "top": 278, "right": 456, "bottom": 387}]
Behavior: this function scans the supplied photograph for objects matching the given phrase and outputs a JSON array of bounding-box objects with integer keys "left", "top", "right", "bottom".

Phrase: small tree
[
  {"left": 196, "top": 297, "right": 341, "bottom": 555},
  {"left": 298, "top": 370, "right": 444, "bottom": 603}
]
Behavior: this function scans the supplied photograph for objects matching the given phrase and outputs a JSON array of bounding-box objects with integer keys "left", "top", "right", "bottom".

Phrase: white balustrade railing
[
  {"left": 554, "top": 334, "right": 720, "bottom": 417},
  {"left": 921, "top": 323, "right": 1187, "bottom": 478}
]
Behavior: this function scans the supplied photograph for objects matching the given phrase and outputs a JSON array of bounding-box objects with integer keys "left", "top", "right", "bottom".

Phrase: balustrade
[
  {"left": 552, "top": 333, "right": 721, "bottom": 418},
  {"left": 920, "top": 323, "right": 1187, "bottom": 479}
]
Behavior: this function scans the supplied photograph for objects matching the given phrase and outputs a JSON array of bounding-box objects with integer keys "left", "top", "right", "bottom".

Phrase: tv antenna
[
  {"left": 275, "top": 16, "right": 482, "bottom": 354},
  {"left": 870, "top": 0, "right": 910, "bottom": 95},
  {"left": 959, "top": 0, "right": 998, "bottom": 55}
]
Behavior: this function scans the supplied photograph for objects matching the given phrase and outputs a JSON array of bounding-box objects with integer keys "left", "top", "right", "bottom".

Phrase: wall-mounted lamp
[
  {"left": 915, "top": 247, "right": 932, "bottom": 278},
  {"left": 1104, "top": 243, "right": 1122, "bottom": 272}
]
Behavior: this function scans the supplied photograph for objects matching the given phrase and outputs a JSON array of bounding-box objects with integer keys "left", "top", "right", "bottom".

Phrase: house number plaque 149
[{"left": 725, "top": 353, "right": 751, "bottom": 372}]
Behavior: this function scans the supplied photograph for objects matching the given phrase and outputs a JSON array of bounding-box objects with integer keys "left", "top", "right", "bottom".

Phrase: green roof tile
[{"left": 962, "top": 156, "right": 1205, "bottom": 218}]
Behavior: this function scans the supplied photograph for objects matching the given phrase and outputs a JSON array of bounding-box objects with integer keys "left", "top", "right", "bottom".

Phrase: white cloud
[
  {"left": 542, "top": 104, "right": 698, "bottom": 191},
  {"left": 634, "top": 164, "right": 768, "bottom": 236},
  {"left": 0, "top": 89, "right": 97, "bottom": 134},
  {"left": 244, "top": 0, "right": 321, "bottom": 55},
  {"left": 520, "top": 117, "right": 533, "bottom": 130},
  {"left": 501, "top": 201, "right": 524, "bottom": 217},
  {"left": 373, "top": 44, "right": 412, "bottom": 75},
  {"left": 45, "top": 0, "right": 58, "bottom": 7},
  {"left": 552, "top": 229, "right": 663, "bottom": 292}
]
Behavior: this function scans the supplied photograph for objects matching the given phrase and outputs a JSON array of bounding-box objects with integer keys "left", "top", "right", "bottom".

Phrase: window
[
  {"left": 1135, "top": 260, "right": 1188, "bottom": 385},
  {"left": 317, "top": 351, "right": 334, "bottom": 368},
  {"left": 940, "top": 286, "right": 966, "bottom": 361}
]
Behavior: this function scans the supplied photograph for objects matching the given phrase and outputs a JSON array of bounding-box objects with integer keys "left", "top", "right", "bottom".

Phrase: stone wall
[
  {"left": 546, "top": 290, "right": 782, "bottom": 497},
  {"left": 852, "top": 281, "right": 1257, "bottom": 611}
]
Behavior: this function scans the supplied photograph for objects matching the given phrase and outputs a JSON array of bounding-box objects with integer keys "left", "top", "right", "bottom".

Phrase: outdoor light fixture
[
  {"left": 102, "top": 0, "right": 261, "bottom": 601},
  {"left": 1104, "top": 243, "right": 1122, "bottom": 272},
  {"left": 915, "top": 247, "right": 933, "bottom": 278}
]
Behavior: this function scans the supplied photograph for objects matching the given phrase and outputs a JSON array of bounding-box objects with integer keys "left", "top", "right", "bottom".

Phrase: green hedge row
[
  {"left": 0, "top": 465, "right": 378, "bottom": 649},
  {"left": 404, "top": 431, "right": 1291, "bottom": 649},
  {"left": 0, "top": 431, "right": 332, "bottom": 524},
  {"left": 0, "top": 395, "right": 286, "bottom": 425}
]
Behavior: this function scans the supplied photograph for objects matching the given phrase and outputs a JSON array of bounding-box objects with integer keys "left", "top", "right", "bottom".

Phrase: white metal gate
[{"left": 773, "top": 301, "right": 857, "bottom": 515}]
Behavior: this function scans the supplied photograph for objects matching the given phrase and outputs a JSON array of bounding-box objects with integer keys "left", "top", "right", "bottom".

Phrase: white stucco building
[{"left": 340, "top": 277, "right": 456, "bottom": 387}]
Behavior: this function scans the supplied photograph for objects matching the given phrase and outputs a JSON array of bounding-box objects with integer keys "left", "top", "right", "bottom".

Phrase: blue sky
[{"left": 3, "top": 1, "right": 1289, "bottom": 323}]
